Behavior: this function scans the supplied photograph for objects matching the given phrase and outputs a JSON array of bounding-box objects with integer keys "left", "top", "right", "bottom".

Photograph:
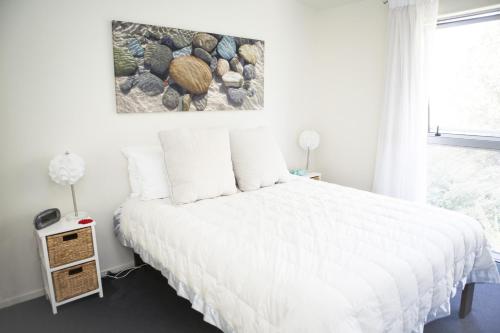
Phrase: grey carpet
[{"left": 1, "top": 264, "right": 499, "bottom": 333}]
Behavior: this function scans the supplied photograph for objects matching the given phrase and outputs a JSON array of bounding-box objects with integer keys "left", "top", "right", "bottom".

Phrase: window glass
[
  {"left": 429, "top": 18, "right": 500, "bottom": 137},
  {"left": 428, "top": 145, "right": 500, "bottom": 256}
]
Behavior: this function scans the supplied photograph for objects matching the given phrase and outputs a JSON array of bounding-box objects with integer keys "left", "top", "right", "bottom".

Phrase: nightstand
[
  {"left": 304, "top": 171, "right": 321, "bottom": 180},
  {"left": 35, "top": 218, "right": 103, "bottom": 314}
]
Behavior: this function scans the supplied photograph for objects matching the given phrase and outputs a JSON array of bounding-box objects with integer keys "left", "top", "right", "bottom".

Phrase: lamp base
[{"left": 64, "top": 211, "right": 89, "bottom": 222}]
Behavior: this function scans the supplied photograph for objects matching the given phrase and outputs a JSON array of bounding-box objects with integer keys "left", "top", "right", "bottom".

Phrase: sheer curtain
[{"left": 373, "top": 0, "right": 438, "bottom": 202}]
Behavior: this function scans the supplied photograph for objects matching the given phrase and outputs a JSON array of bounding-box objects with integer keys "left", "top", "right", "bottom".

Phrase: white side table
[{"left": 35, "top": 218, "right": 103, "bottom": 314}]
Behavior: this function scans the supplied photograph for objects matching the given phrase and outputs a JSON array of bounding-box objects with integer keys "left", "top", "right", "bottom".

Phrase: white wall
[
  {"left": 309, "top": 0, "right": 388, "bottom": 190},
  {"left": 0, "top": 0, "right": 315, "bottom": 307}
]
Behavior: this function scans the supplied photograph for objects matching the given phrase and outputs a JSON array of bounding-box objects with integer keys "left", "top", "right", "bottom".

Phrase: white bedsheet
[{"left": 117, "top": 178, "right": 499, "bottom": 333}]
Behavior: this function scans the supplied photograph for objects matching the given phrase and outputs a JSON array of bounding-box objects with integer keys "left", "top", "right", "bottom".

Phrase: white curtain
[{"left": 373, "top": 0, "right": 438, "bottom": 202}]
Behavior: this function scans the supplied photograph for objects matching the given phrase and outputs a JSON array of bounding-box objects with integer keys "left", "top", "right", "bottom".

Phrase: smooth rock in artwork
[
  {"left": 243, "top": 64, "right": 256, "bottom": 80},
  {"left": 222, "top": 71, "right": 243, "bottom": 88},
  {"left": 243, "top": 80, "right": 256, "bottom": 97},
  {"left": 160, "top": 36, "right": 175, "bottom": 49},
  {"left": 144, "top": 30, "right": 160, "bottom": 40},
  {"left": 230, "top": 57, "right": 244, "bottom": 75},
  {"left": 150, "top": 45, "right": 173, "bottom": 79},
  {"left": 113, "top": 46, "right": 137, "bottom": 76},
  {"left": 234, "top": 37, "right": 254, "bottom": 47},
  {"left": 119, "top": 76, "right": 138, "bottom": 94},
  {"left": 192, "top": 94, "right": 208, "bottom": 111},
  {"left": 181, "top": 94, "right": 192, "bottom": 111},
  {"left": 247, "top": 87, "right": 256, "bottom": 97},
  {"left": 216, "top": 59, "right": 230, "bottom": 77},
  {"left": 193, "top": 48, "right": 212, "bottom": 64},
  {"left": 172, "top": 46, "right": 192, "bottom": 58},
  {"left": 217, "top": 36, "right": 236, "bottom": 60},
  {"left": 212, "top": 33, "right": 223, "bottom": 41},
  {"left": 169, "top": 56, "right": 212, "bottom": 94},
  {"left": 227, "top": 88, "right": 247, "bottom": 105},
  {"left": 210, "top": 57, "right": 217, "bottom": 72},
  {"left": 137, "top": 72, "right": 164, "bottom": 96},
  {"left": 192, "top": 33, "right": 218, "bottom": 53},
  {"left": 170, "top": 30, "right": 194, "bottom": 49},
  {"left": 143, "top": 44, "right": 154, "bottom": 69},
  {"left": 238, "top": 44, "right": 258, "bottom": 65},
  {"left": 162, "top": 84, "right": 182, "bottom": 110},
  {"left": 127, "top": 38, "right": 144, "bottom": 57}
]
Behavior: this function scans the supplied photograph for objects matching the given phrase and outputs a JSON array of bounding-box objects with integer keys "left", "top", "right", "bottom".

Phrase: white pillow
[
  {"left": 122, "top": 149, "right": 141, "bottom": 198},
  {"left": 158, "top": 128, "right": 237, "bottom": 204},
  {"left": 121, "top": 146, "right": 169, "bottom": 200},
  {"left": 230, "top": 127, "right": 290, "bottom": 191}
]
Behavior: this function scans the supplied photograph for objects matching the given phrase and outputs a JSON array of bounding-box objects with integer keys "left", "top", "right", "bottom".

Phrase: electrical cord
[{"left": 104, "top": 263, "right": 148, "bottom": 279}]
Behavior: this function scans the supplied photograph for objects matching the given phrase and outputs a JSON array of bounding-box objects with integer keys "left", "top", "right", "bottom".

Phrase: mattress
[{"left": 116, "top": 178, "right": 499, "bottom": 333}]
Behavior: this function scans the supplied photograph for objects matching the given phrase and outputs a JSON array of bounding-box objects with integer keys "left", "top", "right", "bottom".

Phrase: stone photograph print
[{"left": 112, "top": 20, "right": 264, "bottom": 112}]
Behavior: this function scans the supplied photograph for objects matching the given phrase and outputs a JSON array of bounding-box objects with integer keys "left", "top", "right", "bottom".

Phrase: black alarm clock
[{"left": 34, "top": 208, "right": 61, "bottom": 230}]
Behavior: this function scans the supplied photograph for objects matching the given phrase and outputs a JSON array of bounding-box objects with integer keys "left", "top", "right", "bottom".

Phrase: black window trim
[{"left": 428, "top": 8, "right": 500, "bottom": 151}]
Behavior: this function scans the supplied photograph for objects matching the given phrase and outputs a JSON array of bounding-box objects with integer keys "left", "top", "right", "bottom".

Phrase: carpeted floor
[{"left": 1, "top": 264, "right": 499, "bottom": 333}]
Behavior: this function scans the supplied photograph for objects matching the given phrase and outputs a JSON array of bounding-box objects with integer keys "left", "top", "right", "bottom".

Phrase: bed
[{"left": 115, "top": 176, "right": 499, "bottom": 333}]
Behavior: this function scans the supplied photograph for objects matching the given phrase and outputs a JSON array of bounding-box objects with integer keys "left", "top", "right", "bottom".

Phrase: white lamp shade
[
  {"left": 48, "top": 152, "right": 85, "bottom": 186},
  {"left": 299, "top": 130, "right": 320, "bottom": 151}
]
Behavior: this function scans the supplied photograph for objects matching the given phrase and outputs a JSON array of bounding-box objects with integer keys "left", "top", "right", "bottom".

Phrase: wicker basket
[
  {"left": 47, "top": 227, "right": 94, "bottom": 268},
  {"left": 52, "top": 261, "right": 98, "bottom": 302}
]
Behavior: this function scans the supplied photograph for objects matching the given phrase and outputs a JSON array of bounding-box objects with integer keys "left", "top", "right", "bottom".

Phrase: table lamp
[
  {"left": 48, "top": 151, "right": 87, "bottom": 221},
  {"left": 299, "top": 130, "right": 320, "bottom": 170}
]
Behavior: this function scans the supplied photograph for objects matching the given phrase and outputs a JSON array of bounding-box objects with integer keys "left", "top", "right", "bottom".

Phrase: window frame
[{"left": 427, "top": 9, "right": 500, "bottom": 150}]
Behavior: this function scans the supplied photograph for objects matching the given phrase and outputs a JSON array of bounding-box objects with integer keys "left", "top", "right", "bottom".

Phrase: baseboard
[
  {"left": 0, "top": 260, "right": 136, "bottom": 310},
  {"left": 0, "top": 288, "right": 45, "bottom": 310}
]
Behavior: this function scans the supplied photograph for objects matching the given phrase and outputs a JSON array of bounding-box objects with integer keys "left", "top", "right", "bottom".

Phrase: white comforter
[{"left": 118, "top": 178, "right": 499, "bottom": 333}]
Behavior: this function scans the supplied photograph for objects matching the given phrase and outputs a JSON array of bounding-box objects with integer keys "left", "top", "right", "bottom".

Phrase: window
[
  {"left": 429, "top": 10, "right": 500, "bottom": 140},
  {"left": 427, "top": 10, "right": 500, "bottom": 259},
  {"left": 428, "top": 146, "right": 500, "bottom": 255}
]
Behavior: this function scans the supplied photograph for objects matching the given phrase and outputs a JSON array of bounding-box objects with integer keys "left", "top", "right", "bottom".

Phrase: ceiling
[{"left": 298, "top": 0, "right": 365, "bottom": 10}]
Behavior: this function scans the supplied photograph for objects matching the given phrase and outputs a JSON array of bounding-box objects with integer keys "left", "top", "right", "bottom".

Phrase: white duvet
[{"left": 117, "top": 178, "right": 499, "bottom": 333}]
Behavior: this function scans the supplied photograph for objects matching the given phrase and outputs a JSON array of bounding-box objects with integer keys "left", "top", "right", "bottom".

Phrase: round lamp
[
  {"left": 298, "top": 130, "right": 320, "bottom": 170},
  {"left": 49, "top": 152, "right": 87, "bottom": 220}
]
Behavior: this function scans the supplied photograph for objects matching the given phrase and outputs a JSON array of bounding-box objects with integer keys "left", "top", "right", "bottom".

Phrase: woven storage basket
[
  {"left": 47, "top": 227, "right": 94, "bottom": 268},
  {"left": 52, "top": 261, "right": 98, "bottom": 302}
]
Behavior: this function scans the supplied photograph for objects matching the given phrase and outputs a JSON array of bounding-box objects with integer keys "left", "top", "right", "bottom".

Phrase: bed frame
[
  {"left": 459, "top": 283, "right": 475, "bottom": 318},
  {"left": 133, "top": 253, "right": 476, "bottom": 319}
]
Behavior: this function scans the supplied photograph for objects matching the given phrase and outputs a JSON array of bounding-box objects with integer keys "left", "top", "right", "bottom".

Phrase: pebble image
[{"left": 112, "top": 20, "right": 264, "bottom": 112}]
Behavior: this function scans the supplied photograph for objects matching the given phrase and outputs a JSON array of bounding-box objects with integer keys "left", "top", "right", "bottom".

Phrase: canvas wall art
[{"left": 112, "top": 20, "right": 264, "bottom": 113}]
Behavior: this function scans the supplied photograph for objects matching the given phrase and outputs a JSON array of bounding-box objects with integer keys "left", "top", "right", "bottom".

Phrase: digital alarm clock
[{"left": 34, "top": 208, "right": 61, "bottom": 230}]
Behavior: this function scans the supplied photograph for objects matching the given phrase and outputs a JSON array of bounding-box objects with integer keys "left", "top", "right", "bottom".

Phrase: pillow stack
[
  {"left": 123, "top": 126, "right": 290, "bottom": 205},
  {"left": 121, "top": 146, "right": 169, "bottom": 201},
  {"left": 229, "top": 127, "right": 289, "bottom": 191},
  {"left": 158, "top": 128, "right": 237, "bottom": 204}
]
